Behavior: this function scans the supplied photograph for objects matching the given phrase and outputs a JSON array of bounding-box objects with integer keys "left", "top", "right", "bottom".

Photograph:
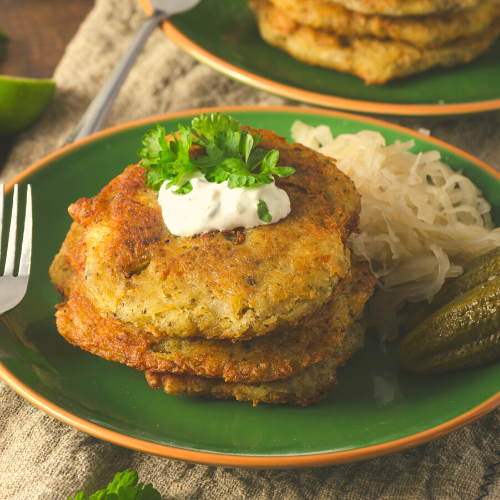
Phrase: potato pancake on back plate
[
  {"left": 269, "top": 0, "right": 500, "bottom": 48},
  {"left": 321, "top": 0, "right": 482, "bottom": 16},
  {"left": 61, "top": 127, "right": 359, "bottom": 341},
  {"left": 249, "top": 0, "right": 500, "bottom": 84}
]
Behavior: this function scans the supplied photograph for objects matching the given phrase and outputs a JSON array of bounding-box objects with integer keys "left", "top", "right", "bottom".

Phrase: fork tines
[{"left": 0, "top": 184, "right": 32, "bottom": 278}]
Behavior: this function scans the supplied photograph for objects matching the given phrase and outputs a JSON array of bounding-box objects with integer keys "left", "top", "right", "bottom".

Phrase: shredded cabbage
[{"left": 291, "top": 120, "right": 500, "bottom": 341}]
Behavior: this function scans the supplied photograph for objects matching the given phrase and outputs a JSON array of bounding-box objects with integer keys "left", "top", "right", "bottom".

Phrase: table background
[
  {"left": 1, "top": 0, "right": 500, "bottom": 498},
  {"left": 0, "top": 0, "right": 95, "bottom": 168}
]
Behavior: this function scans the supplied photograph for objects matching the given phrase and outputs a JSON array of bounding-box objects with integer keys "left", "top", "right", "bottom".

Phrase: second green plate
[{"left": 159, "top": 0, "right": 500, "bottom": 115}]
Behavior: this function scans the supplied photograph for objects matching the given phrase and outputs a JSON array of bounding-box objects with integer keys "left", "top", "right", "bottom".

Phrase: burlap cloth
[{"left": 1, "top": 0, "right": 500, "bottom": 498}]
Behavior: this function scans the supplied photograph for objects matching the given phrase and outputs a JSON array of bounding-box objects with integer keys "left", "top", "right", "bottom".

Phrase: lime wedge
[{"left": 0, "top": 75, "right": 55, "bottom": 136}]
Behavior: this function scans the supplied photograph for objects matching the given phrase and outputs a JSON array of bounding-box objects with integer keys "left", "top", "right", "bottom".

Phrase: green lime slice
[{"left": 0, "top": 75, "right": 55, "bottom": 136}]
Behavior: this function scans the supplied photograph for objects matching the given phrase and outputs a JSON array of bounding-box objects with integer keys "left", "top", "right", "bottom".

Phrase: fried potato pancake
[
  {"left": 321, "top": 0, "right": 482, "bottom": 16},
  {"left": 64, "top": 127, "right": 359, "bottom": 340},
  {"left": 250, "top": 0, "right": 500, "bottom": 84},
  {"left": 145, "top": 322, "right": 366, "bottom": 406},
  {"left": 269, "top": 0, "right": 500, "bottom": 48},
  {"left": 51, "top": 227, "right": 375, "bottom": 382}
]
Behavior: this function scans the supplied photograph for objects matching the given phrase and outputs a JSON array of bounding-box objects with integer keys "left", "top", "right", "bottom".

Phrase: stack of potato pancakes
[
  {"left": 248, "top": 0, "right": 500, "bottom": 83},
  {"left": 49, "top": 127, "right": 376, "bottom": 406}
]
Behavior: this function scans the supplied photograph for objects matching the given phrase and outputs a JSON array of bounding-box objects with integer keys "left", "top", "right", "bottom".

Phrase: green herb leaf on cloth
[{"left": 67, "top": 469, "right": 164, "bottom": 500}]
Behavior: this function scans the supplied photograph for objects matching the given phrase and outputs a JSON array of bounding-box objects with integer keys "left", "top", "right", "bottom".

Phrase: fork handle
[{"left": 64, "top": 10, "right": 169, "bottom": 146}]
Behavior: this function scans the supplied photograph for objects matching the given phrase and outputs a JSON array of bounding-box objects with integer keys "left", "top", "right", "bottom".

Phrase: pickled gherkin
[
  {"left": 431, "top": 246, "right": 500, "bottom": 312},
  {"left": 399, "top": 275, "right": 500, "bottom": 374},
  {"left": 465, "top": 246, "right": 500, "bottom": 272}
]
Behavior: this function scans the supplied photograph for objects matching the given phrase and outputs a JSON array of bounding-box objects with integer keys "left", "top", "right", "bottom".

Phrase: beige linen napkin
[{"left": 1, "top": 0, "right": 500, "bottom": 498}]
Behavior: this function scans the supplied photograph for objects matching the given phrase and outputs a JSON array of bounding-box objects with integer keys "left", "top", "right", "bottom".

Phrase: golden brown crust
[
  {"left": 145, "top": 322, "right": 366, "bottom": 406},
  {"left": 51, "top": 231, "right": 375, "bottom": 382},
  {"left": 249, "top": 0, "right": 500, "bottom": 84},
  {"left": 269, "top": 0, "right": 500, "bottom": 48},
  {"left": 145, "top": 362, "right": 338, "bottom": 406},
  {"left": 259, "top": 127, "right": 361, "bottom": 237},
  {"left": 321, "top": 0, "right": 482, "bottom": 16},
  {"left": 50, "top": 222, "right": 84, "bottom": 297},
  {"left": 65, "top": 127, "right": 359, "bottom": 340}
]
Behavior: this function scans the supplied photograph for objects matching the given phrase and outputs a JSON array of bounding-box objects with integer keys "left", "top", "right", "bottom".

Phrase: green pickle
[
  {"left": 399, "top": 275, "right": 500, "bottom": 374},
  {"left": 431, "top": 246, "right": 500, "bottom": 311},
  {"left": 465, "top": 246, "right": 500, "bottom": 272}
]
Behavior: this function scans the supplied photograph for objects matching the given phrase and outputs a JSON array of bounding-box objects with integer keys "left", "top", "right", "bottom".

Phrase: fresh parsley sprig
[
  {"left": 137, "top": 112, "right": 295, "bottom": 222},
  {"left": 68, "top": 469, "right": 164, "bottom": 500},
  {"left": 138, "top": 123, "right": 197, "bottom": 194}
]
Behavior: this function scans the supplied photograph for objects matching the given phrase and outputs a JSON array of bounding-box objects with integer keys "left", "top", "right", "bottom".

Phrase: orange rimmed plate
[
  {"left": 1, "top": 106, "right": 500, "bottom": 468},
  {"left": 140, "top": 0, "right": 500, "bottom": 116}
]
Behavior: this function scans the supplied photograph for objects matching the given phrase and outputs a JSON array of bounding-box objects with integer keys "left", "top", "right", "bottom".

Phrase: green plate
[
  {"left": 2, "top": 106, "right": 500, "bottom": 468},
  {"left": 160, "top": 0, "right": 500, "bottom": 116}
]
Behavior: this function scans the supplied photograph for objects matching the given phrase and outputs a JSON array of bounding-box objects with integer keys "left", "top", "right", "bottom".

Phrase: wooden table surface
[{"left": 0, "top": 0, "right": 95, "bottom": 171}]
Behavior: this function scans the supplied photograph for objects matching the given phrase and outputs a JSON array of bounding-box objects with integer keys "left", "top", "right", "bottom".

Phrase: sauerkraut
[{"left": 291, "top": 120, "right": 500, "bottom": 341}]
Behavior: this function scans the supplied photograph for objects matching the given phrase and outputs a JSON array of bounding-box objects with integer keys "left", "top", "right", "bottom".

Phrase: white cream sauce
[{"left": 158, "top": 172, "right": 291, "bottom": 236}]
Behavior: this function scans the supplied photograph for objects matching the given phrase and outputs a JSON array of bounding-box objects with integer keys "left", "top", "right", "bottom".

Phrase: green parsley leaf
[
  {"left": 88, "top": 491, "right": 107, "bottom": 500},
  {"left": 246, "top": 148, "right": 268, "bottom": 171},
  {"left": 137, "top": 124, "right": 165, "bottom": 167},
  {"left": 220, "top": 158, "right": 256, "bottom": 186},
  {"left": 239, "top": 129, "right": 253, "bottom": 163},
  {"left": 218, "top": 157, "right": 273, "bottom": 189},
  {"left": 214, "top": 129, "right": 241, "bottom": 158},
  {"left": 257, "top": 200, "right": 272, "bottom": 223},
  {"left": 173, "top": 181, "right": 193, "bottom": 194},
  {"left": 106, "top": 469, "right": 139, "bottom": 494},
  {"left": 239, "top": 130, "right": 264, "bottom": 166},
  {"left": 190, "top": 143, "right": 224, "bottom": 167},
  {"left": 192, "top": 112, "right": 241, "bottom": 144},
  {"left": 260, "top": 150, "right": 296, "bottom": 178},
  {"left": 138, "top": 123, "right": 198, "bottom": 192},
  {"left": 251, "top": 132, "right": 263, "bottom": 148},
  {"left": 68, "top": 469, "right": 164, "bottom": 500}
]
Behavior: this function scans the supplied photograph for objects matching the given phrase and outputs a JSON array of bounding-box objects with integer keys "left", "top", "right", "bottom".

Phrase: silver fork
[
  {"left": 64, "top": 0, "right": 202, "bottom": 146},
  {"left": 0, "top": 185, "right": 32, "bottom": 315}
]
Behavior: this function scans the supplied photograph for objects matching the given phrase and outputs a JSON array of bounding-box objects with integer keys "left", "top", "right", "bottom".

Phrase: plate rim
[
  {"left": 146, "top": 0, "right": 500, "bottom": 117},
  {"left": 3, "top": 104, "right": 500, "bottom": 468}
]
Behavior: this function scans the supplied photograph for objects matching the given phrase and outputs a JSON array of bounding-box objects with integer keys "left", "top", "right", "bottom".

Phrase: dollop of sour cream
[{"left": 158, "top": 172, "right": 291, "bottom": 236}]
